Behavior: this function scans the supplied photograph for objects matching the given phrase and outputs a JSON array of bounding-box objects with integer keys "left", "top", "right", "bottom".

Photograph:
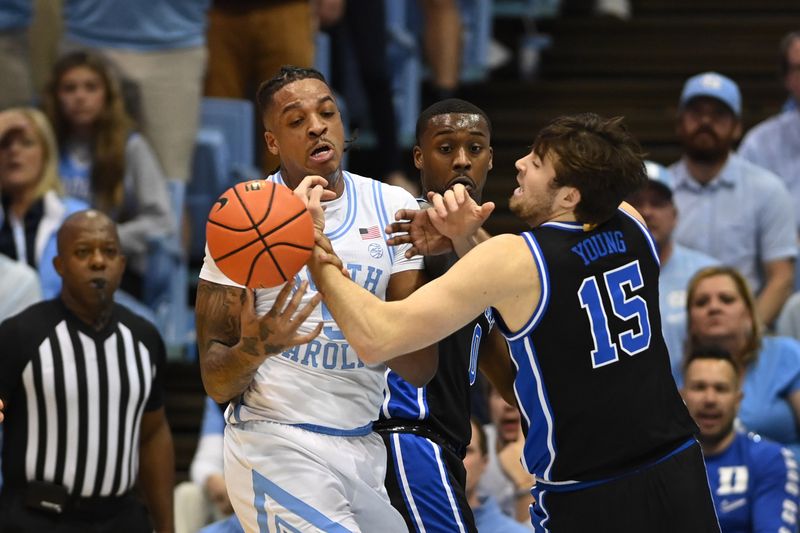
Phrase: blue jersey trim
[
  {"left": 371, "top": 180, "right": 394, "bottom": 264},
  {"left": 389, "top": 433, "right": 468, "bottom": 533},
  {"left": 540, "top": 220, "right": 584, "bottom": 232},
  {"left": 268, "top": 172, "right": 286, "bottom": 187},
  {"left": 291, "top": 421, "right": 373, "bottom": 437},
  {"left": 501, "top": 232, "right": 551, "bottom": 342},
  {"left": 389, "top": 433, "right": 426, "bottom": 532},
  {"left": 513, "top": 337, "right": 558, "bottom": 480},
  {"left": 534, "top": 438, "right": 697, "bottom": 492},
  {"left": 251, "top": 469, "right": 354, "bottom": 533},
  {"left": 618, "top": 208, "right": 660, "bottom": 267},
  {"left": 381, "top": 370, "right": 427, "bottom": 421},
  {"left": 530, "top": 487, "right": 551, "bottom": 533},
  {"left": 326, "top": 172, "right": 357, "bottom": 240}
]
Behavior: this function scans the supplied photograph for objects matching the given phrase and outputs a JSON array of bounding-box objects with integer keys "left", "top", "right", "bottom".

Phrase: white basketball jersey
[{"left": 200, "top": 171, "right": 423, "bottom": 431}]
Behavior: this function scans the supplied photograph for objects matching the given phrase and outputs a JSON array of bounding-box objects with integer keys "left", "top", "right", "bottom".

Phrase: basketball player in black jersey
[
  {"left": 305, "top": 113, "right": 720, "bottom": 532},
  {"left": 375, "top": 99, "right": 518, "bottom": 532}
]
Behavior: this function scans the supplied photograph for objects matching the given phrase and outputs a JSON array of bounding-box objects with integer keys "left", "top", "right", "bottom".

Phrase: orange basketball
[{"left": 206, "top": 180, "right": 314, "bottom": 288}]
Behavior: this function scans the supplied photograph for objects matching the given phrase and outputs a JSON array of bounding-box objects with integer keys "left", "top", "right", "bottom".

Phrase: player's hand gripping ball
[{"left": 206, "top": 180, "right": 314, "bottom": 288}]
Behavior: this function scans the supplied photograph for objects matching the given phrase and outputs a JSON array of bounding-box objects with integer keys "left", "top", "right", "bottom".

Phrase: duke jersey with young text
[
  {"left": 379, "top": 251, "right": 493, "bottom": 455},
  {"left": 199, "top": 171, "right": 423, "bottom": 432},
  {"left": 494, "top": 209, "right": 697, "bottom": 485},
  {"left": 705, "top": 432, "right": 799, "bottom": 533}
]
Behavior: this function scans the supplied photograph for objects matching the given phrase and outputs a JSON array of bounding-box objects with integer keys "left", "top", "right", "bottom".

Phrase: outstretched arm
[{"left": 309, "top": 233, "right": 535, "bottom": 364}]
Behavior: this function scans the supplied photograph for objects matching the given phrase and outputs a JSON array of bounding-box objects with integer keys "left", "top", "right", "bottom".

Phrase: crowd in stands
[{"left": 0, "top": 0, "right": 800, "bottom": 532}]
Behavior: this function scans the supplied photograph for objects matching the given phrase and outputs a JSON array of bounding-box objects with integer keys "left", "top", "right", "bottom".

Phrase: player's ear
[
  {"left": 53, "top": 255, "right": 63, "bottom": 277},
  {"left": 412, "top": 145, "right": 423, "bottom": 170},
  {"left": 265, "top": 131, "right": 279, "bottom": 156},
  {"left": 561, "top": 186, "right": 581, "bottom": 210},
  {"left": 488, "top": 146, "right": 493, "bottom": 171}
]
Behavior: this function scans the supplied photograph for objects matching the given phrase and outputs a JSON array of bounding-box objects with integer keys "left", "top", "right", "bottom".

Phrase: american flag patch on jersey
[{"left": 359, "top": 225, "right": 381, "bottom": 240}]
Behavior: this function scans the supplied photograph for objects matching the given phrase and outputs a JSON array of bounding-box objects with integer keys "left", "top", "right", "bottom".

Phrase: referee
[{"left": 0, "top": 210, "right": 173, "bottom": 532}]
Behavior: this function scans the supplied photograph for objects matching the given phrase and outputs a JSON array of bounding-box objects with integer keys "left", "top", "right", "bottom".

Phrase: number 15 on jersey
[{"left": 578, "top": 260, "right": 652, "bottom": 369}]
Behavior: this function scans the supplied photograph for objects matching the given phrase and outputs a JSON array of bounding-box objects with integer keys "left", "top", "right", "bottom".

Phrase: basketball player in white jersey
[{"left": 195, "top": 66, "right": 437, "bottom": 532}]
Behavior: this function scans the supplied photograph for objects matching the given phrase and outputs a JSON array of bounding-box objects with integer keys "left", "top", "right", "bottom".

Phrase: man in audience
[
  {"left": 739, "top": 31, "right": 800, "bottom": 232},
  {"left": 465, "top": 418, "right": 531, "bottom": 533},
  {"left": 0, "top": 210, "right": 173, "bottom": 532},
  {"left": 670, "top": 71, "right": 797, "bottom": 326},
  {"left": 627, "top": 167, "right": 717, "bottom": 382},
  {"left": 682, "top": 346, "right": 799, "bottom": 532}
]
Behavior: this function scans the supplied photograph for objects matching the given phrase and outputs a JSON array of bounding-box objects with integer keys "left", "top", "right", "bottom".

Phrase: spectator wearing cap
[
  {"left": 669, "top": 71, "right": 797, "bottom": 327},
  {"left": 628, "top": 164, "right": 718, "bottom": 383},
  {"left": 739, "top": 32, "right": 800, "bottom": 234}
]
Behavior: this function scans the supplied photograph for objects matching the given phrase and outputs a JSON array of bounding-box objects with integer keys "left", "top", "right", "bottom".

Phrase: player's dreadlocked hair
[{"left": 256, "top": 65, "right": 328, "bottom": 118}]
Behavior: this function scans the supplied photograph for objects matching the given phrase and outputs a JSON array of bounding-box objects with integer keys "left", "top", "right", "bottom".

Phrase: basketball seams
[
  {"left": 210, "top": 209, "right": 312, "bottom": 263},
  {"left": 232, "top": 182, "right": 286, "bottom": 287},
  {"left": 246, "top": 247, "right": 285, "bottom": 289},
  {"left": 207, "top": 180, "right": 315, "bottom": 288}
]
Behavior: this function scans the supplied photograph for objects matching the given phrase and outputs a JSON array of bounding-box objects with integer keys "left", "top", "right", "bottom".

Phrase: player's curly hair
[
  {"left": 533, "top": 113, "right": 647, "bottom": 225},
  {"left": 256, "top": 65, "right": 328, "bottom": 118}
]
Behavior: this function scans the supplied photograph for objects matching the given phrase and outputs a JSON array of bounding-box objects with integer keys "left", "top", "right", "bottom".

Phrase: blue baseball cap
[{"left": 679, "top": 72, "right": 741, "bottom": 117}]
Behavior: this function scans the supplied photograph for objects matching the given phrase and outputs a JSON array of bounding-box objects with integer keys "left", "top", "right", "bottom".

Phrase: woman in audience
[
  {"left": 0, "top": 108, "right": 87, "bottom": 298},
  {"left": 687, "top": 266, "right": 800, "bottom": 457},
  {"left": 43, "top": 50, "right": 172, "bottom": 298}
]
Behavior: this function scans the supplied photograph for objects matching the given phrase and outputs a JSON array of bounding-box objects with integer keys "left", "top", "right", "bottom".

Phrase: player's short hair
[
  {"left": 683, "top": 345, "right": 741, "bottom": 380},
  {"left": 470, "top": 416, "right": 488, "bottom": 457},
  {"left": 256, "top": 65, "right": 329, "bottom": 118},
  {"left": 780, "top": 31, "right": 800, "bottom": 77},
  {"left": 533, "top": 113, "right": 647, "bottom": 225},
  {"left": 415, "top": 98, "right": 492, "bottom": 144}
]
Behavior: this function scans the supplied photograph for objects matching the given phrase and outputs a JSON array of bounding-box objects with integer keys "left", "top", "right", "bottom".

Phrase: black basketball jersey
[
  {"left": 494, "top": 209, "right": 696, "bottom": 485},
  {"left": 378, "top": 251, "right": 492, "bottom": 456}
]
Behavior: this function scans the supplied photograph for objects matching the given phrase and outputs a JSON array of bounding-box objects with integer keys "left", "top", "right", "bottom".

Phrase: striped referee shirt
[{"left": 0, "top": 299, "right": 165, "bottom": 498}]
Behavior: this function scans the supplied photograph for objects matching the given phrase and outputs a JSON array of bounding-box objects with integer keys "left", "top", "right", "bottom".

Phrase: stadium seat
[
  {"left": 144, "top": 179, "right": 194, "bottom": 359},
  {"left": 186, "top": 98, "right": 262, "bottom": 263}
]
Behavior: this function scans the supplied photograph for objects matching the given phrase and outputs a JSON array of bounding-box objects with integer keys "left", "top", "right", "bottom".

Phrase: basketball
[{"left": 206, "top": 180, "right": 314, "bottom": 288}]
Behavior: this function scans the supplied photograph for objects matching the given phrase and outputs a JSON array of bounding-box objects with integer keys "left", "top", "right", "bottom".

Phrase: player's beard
[{"left": 509, "top": 186, "right": 559, "bottom": 228}]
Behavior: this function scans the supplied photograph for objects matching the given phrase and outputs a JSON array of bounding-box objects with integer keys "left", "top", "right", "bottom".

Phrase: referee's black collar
[{"left": 56, "top": 297, "right": 119, "bottom": 339}]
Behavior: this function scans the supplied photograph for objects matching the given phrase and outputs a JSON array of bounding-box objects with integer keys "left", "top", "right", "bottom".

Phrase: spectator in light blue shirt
[
  {"left": 670, "top": 71, "right": 797, "bottom": 327},
  {"left": 466, "top": 418, "right": 531, "bottom": 533},
  {"left": 61, "top": 0, "right": 211, "bottom": 184},
  {"left": 739, "top": 32, "right": 800, "bottom": 234},
  {"left": 628, "top": 167, "right": 718, "bottom": 383}
]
